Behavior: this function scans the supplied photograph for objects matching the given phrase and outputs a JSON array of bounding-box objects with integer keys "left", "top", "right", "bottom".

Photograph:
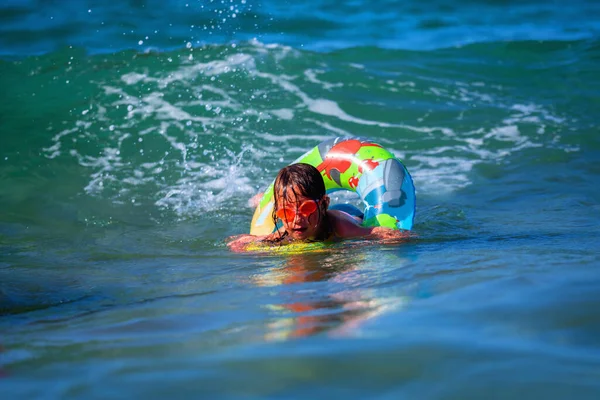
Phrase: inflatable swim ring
[{"left": 250, "top": 137, "right": 416, "bottom": 236}]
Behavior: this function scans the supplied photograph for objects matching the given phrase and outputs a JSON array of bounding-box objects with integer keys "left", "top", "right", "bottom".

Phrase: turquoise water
[{"left": 1, "top": 1, "right": 600, "bottom": 398}]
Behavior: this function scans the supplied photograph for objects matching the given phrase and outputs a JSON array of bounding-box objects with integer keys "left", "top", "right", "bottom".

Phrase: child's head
[{"left": 272, "top": 163, "right": 330, "bottom": 240}]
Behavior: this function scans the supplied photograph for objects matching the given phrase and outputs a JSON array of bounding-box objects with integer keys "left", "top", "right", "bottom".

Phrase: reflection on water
[
  {"left": 253, "top": 250, "right": 412, "bottom": 340},
  {"left": 0, "top": 344, "right": 7, "bottom": 378}
]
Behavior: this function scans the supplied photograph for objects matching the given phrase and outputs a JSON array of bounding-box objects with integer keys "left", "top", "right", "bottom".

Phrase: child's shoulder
[{"left": 328, "top": 210, "right": 372, "bottom": 239}]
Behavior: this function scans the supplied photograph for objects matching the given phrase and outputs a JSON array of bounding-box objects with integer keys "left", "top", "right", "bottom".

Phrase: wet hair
[
  {"left": 268, "top": 163, "right": 331, "bottom": 242},
  {"left": 274, "top": 163, "right": 326, "bottom": 204}
]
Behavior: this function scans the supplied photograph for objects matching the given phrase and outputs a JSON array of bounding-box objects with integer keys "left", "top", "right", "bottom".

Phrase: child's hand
[
  {"left": 226, "top": 234, "right": 256, "bottom": 252},
  {"left": 369, "top": 227, "right": 411, "bottom": 242}
]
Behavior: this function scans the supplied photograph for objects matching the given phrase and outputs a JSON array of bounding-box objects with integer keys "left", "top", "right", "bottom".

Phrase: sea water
[{"left": 1, "top": 0, "right": 600, "bottom": 398}]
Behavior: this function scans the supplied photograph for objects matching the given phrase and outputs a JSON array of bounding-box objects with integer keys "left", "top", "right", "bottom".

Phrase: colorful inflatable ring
[{"left": 250, "top": 137, "right": 416, "bottom": 235}]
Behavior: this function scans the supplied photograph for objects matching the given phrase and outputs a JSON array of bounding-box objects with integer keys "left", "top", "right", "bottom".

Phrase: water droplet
[{"left": 138, "top": 40, "right": 144, "bottom": 45}]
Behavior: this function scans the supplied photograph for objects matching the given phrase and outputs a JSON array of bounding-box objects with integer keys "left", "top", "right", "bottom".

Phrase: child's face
[{"left": 276, "top": 186, "right": 326, "bottom": 240}]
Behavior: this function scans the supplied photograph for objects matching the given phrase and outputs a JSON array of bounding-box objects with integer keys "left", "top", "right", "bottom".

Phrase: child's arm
[
  {"left": 367, "top": 226, "right": 411, "bottom": 241},
  {"left": 225, "top": 193, "right": 268, "bottom": 252},
  {"left": 226, "top": 234, "right": 262, "bottom": 252},
  {"left": 226, "top": 226, "right": 286, "bottom": 252},
  {"left": 329, "top": 210, "right": 373, "bottom": 238},
  {"left": 329, "top": 210, "right": 411, "bottom": 241}
]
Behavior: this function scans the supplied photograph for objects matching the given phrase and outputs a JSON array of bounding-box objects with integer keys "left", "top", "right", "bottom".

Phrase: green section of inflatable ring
[{"left": 363, "top": 213, "right": 398, "bottom": 228}]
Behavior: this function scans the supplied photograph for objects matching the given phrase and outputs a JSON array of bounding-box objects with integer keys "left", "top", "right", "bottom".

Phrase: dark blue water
[
  {"left": 1, "top": 0, "right": 600, "bottom": 398},
  {"left": 2, "top": 0, "right": 600, "bottom": 56}
]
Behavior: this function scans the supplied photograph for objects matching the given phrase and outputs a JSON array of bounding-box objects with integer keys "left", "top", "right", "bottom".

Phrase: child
[{"left": 227, "top": 163, "right": 409, "bottom": 252}]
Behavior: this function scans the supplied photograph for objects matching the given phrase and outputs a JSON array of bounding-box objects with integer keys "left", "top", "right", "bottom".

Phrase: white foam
[
  {"left": 255, "top": 132, "right": 332, "bottom": 144},
  {"left": 510, "top": 103, "right": 566, "bottom": 124},
  {"left": 411, "top": 159, "right": 474, "bottom": 193},
  {"left": 485, "top": 125, "right": 522, "bottom": 142},
  {"left": 44, "top": 43, "right": 577, "bottom": 210},
  {"left": 121, "top": 53, "right": 257, "bottom": 89},
  {"left": 254, "top": 70, "right": 458, "bottom": 136},
  {"left": 348, "top": 63, "right": 365, "bottom": 69},
  {"left": 270, "top": 108, "right": 294, "bottom": 120},
  {"left": 457, "top": 87, "right": 494, "bottom": 103},
  {"left": 42, "top": 127, "right": 78, "bottom": 159},
  {"left": 121, "top": 72, "right": 146, "bottom": 85},
  {"left": 154, "top": 145, "right": 259, "bottom": 215},
  {"left": 305, "top": 119, "right": 354, "bottom": 137},
  {"left": 304, "top": 69, "right": 343, "bottom": 91}
]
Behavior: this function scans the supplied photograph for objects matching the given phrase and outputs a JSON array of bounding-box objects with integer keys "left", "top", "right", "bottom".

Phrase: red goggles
[{"left": 275, "top": 199, "right": 319, "bottom": 222}]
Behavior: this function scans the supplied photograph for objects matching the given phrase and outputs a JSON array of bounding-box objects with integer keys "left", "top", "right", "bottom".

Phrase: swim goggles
[{"left": 276, "top": 199, "right": 319, "bottom": 222}]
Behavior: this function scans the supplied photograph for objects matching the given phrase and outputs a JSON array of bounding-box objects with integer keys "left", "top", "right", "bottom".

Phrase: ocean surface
[{"left": 2, "top": 0, "right": 600, "bottom": 398}]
